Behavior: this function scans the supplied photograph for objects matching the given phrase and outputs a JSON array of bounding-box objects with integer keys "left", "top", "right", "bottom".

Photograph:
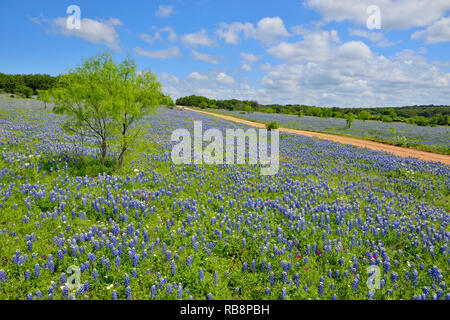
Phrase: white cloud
[
  {"left": 216, "top": 17, "right": 289, "bottom": 45},
  {"left": 192, "top": 51, "right": 219, "bottom": 64},
  {"left": 267, "top": 30, "right": 338, "bottom": 62},
  {"left": 139, "top": 32, "right": 161, "bottom": 44},
  {"left": 306, "top": 0, "right": 450, "bottom": 30},
  {"left": 187, "top": 72, "right": 209, "bottom": 81},
  {"left": 251, "top": 17, "right": 290, "bottom": 45},
  {"left": 181, "top": 29, "right": 216, "bottom": 48},
  {"left": 37, "top": 16, "right": 122, "bottom": 49},
  {"left": 155, "top": 5, "right": 174, "bottom": 18},
  {"left": 242, "top": 64, "right": 252, "bottom": 71},
  {"left": 240, "top": 52, "right": 261, "bottom": 63},
  {"left": 216, "top": 72, "right": 235, "bottom": 84},
  {"left": 348, "top": 28, "right": 395, "bottom": 47},
  {"left": 259, "top": 47, "right": 450, "bottom": 107},
  {"left": 161, "top": 26, "right": 450, "bottom": 107},
  {"left": 138, "top": 26, "right": 177, "bottom": 44},
  {"left": 216, "top": 22, "right": 253, "bottom": 44},
  {"left": 334, "top": 41, "right": 372, "bottom": 61},
  {"left": 159, "top": 72, "right": 180, "bottom": 83},
  {"left": 134, "top": 46, "right": 181, "bottom": 59},
  {"left": 412, "top": 17, "right": 450, "bottom": 44}
]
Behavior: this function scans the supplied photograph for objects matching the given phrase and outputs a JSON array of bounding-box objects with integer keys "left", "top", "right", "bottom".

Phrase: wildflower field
[
  {"left": 207, "top": 109, "right": 450, "bottom": 154},
  {"left": 0, "top": 96, "right": 449, "bottom": 300}
]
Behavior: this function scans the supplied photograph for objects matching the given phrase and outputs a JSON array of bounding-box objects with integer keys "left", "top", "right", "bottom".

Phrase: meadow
[
  {"left": 205, "top": 109, "right": 450, "bottom": 154},
  {"left": 0, "top": 96, "right": 449, "bottom": 300}
]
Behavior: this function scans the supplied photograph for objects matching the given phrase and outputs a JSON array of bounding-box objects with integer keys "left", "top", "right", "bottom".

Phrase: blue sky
[{"left": 1, "top": 0, "right": 450, "bottom": 107}]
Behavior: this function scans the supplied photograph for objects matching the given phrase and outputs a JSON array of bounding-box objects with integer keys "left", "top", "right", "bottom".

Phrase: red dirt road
[{"left": 177, "top": 106, "right": 450, "bottom": 166}]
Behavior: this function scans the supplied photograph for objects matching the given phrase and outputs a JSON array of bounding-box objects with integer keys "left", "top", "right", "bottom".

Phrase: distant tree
[
  {"left": 345, "top": 113, "right": 355, "bottom": 128},
  {"left": 50, "top": 53, "right": 165, "bottom": 168},
  {"left": 199, "top": 101, "right": 209, "bottom": 109},
  {"left": 266, "top": 121, "right": 279, "bottom": 131},
  {"left": 243, "top": 104, "right": 253, "bottom": 112},
  {"left": 381, "top": 115, "right": 393, "bottom": 123},
  {"left": 37, "top": 89, "right": 51, "bottom": 109},
  {"left": 383, "top": 108, "right": 397, "bottom": 119},
  {"left": 321, "top": 108, "right": 332, "bottom": 118},
  {"left": 14, "top": 85, "right": 33, "bottom": 98},
  {"left": 298, "top": 110, "right": 303, "bottom": 118},
  {"left": 358, "top": 110, "right": 371, "bottom": 121}
]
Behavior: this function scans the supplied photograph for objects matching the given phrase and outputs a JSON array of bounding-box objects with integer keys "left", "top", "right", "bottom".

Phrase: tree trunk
[
  {"left": 101, "top": 138, "right": 107, "bottom": 166},
  {"left": 118, "top": 147, "right": 127, "bottom": 169}
]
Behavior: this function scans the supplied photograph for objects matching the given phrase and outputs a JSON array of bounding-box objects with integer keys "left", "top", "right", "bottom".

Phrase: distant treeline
[
  {"left": 0, "top": 72, "right": 57, "bottom": 98},
  {"left": 176, "top": 95, "right": 450, "bottom": 126},
  {"left": 0, "top": 72, "right": 176, "bottom": 106}
]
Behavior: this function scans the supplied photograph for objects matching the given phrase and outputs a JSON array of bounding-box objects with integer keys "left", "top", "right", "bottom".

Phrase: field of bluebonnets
[
  {"left": 208, "top": 109, "right": 450, "bottom": 154},
  {"left": 0, "top": 95, "right": 449, "bottom": 300}
]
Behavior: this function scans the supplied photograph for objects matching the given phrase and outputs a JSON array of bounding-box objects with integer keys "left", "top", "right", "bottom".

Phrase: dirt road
[{"left": 177, "top": 106, "right": 450, "bottom": 166}]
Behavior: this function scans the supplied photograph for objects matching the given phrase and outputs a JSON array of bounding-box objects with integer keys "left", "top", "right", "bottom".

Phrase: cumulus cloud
[
  {"left": 159, "top": 72, "right": 180, "bottom": 83},
  {"left": 187, "top": 72, "right": 209, "bottom": 81},
  {"left": 181, "top": 29, "right": 216, "bottom": 48},
  {"left": 242, "top": 64, "right": 252, "bottom": 71},
  {"left": 192, "top": 51, "right": 219, "bottom": 64},
  {"left": 155, "top": 5, "right": 174, "bottom": 18},
  {"left": 159, "top": 27, "right": 450, "bottom": 108},
  {"left": 216, "top": 17, "right": 289, "bottom": 45},
  {"left": 138, "top": 32, "right": 161, "bottom": 44},
  {"left": 334, "top": 41, "right": 372, "bottom": 61},
  {"left": 33, "top": 15, "right": 122, "bottom": 49},
  {"left": 134, "top": 46, "right": 181, "bottom": 59},
  {"left": 259, "top": 47, "right": 450, "bottom": 107},
  {"left": 139, "top": 26, "right": 177, "bottom": 44},
  {"left": 348, "top": 28, "right": 395, "bottom": 47},
  {"left": 267, "top": 30, "right": 339, "bottom": 62},
  {"left": 240, "top": 52, "right": 261, "bottom": 63},
  {"left": 216, "top": 72, "right": 235, "bottom": 84},
  {"left": 306, "top": 0, "right": 450, "bottom": 30},
  {"left": 240, "top": 53, "right": 261, "bottom": 72},
  {"left": 412, "top": 17, "right": 450, "bottom": 44}
]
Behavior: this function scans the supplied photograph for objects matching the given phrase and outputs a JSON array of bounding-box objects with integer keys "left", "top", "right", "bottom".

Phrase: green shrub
[
  {"left": 266, "top": 121, "right": 279, "bottom": 131},
  {"left": 14, "top": 85, "right": 33, "bottom": 98},
  {"left": 381, "top": 115, "right": 393, "bottom": 122}
]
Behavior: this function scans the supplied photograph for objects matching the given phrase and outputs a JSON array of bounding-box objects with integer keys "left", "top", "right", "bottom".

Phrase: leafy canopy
[{"left": 50, "top": 52, "right": 167, "bottom": 167}]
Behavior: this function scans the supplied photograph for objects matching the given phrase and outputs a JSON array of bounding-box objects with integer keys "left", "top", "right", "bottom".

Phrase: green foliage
[
  {"left": 199, "top": 101, "right": 209, "bottom": 109},
  {"left": 381, "top": 115, "right": 393, "bottom": 123},
  {"left": 266, "top": 121, "right": 279, "bottom": 131},
  {"left": 36, "top": 89, "right": 51, "bottom": 108},
  {"left": 0, "top": 72, "right": 56, "bottom": 95},
  {"left": 358, "top": 110, "right": 371, "bottom": 121},
  {"left": 345, "top": 113, "right": 355, "bottom": 128},
  {"left": 14, "top": 85, "right": 33, "bottom": 98},
  {"left": 49, "top": 52, "right": 165, "bottom": 168}
]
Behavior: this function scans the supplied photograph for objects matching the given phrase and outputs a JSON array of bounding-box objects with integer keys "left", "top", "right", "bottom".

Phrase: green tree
[
  {"left": 199, "top": 101, "right": 209, "bottom": 109},
  {"left": 37, "top": 89, "right": 51, "bottom": 109},
  {"left": 50, "top": 53, "right": 165, "bottom": 168},
  {"left": 14, "top": 85, "right": 33, "bottom": 98},
  {"left": 266, "top": 121, "right": 279, "bottom": 131},
  {"left": 383, "top": 108, "right": 397, "bottom": 119},
  {"left": 345, "top": 113, "right": 355, "bottom": 128},
  {"left": 358, "top": 110, "right": 371, "bottom": 121},
  {"left": 381, "top": 115, "right": 393, "bottom": 122}
]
